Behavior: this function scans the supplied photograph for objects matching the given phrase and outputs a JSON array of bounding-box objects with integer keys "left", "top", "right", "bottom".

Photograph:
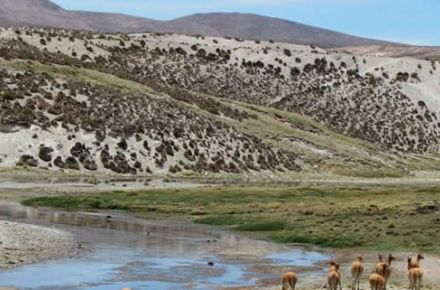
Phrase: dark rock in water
[{"left": 208, "top": 262, "right": 215, "bottom": 266}]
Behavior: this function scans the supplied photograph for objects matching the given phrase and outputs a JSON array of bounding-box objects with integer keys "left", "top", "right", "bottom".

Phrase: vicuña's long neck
[{"left": 388, "top": 257, "right": 393, "bottom": 266}]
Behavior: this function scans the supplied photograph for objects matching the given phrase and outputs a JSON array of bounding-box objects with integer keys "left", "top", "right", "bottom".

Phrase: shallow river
[{"left": 0, "top": 203, "right": 330, "bottom": 290}]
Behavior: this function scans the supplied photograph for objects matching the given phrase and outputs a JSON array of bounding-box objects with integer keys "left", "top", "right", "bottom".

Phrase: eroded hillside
[{"left": 1, "top": 27, "right": 440, "bottom": 176}]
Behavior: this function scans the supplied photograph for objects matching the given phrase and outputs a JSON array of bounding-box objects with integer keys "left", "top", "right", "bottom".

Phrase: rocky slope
[
  {"left": 0, "top": 27, "right": 440, "bottom": 176},
  {"left": 0, "top": 66, "right": 298, "bottom": 175}
]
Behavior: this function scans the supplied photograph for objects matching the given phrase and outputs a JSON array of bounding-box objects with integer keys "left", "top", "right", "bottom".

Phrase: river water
[{"left": 0, "top": 202, "right": 330, "bottom": 290}]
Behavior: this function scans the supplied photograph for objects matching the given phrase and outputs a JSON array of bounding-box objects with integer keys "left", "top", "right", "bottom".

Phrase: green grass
[
  {"left": 22, "top": 185, "right": 440, "bottom": 253},
  {"left": 271, "top": 232, "right": 363, "bottom": 248},
  {"left": 1, "top": 59, "right": 156, "bottom": 96}
]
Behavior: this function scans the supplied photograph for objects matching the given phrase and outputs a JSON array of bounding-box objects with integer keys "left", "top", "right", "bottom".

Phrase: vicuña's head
[
  {"left": 408, "top": 257, "right": 412, "bottom": 265},
  {"left": 357, "top": 256, "right": 364, "bottom": 262},
  {"left": 417, "top": 253, "right": 425, "bottom": 261},
  {"left": 388, "top": 253, "right": 395, "bottom": 262},
  {"left": 329, "top": 261, "right": 340, "bottom": 270},
  {"left": 378, "top": 254, "right": 384, "bottom": 262}
]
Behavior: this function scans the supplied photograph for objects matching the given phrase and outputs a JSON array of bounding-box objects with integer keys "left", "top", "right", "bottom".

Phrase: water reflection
[{"left": 0, "top": 203, "right": 330, "bottom": 289}]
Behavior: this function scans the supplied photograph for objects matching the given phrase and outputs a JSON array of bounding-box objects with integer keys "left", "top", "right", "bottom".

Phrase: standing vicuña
[
  {"left": 408, "top": 257, "right": 423, "bottom": 290},
  {"left": 369, "top": 263, "right": 388, "bottom": 290},
  {"left": 351, "top": 256, "right": 364, "bottom": 290},
  {"left": 375, "top": 253, "right": 395, "bottom": 290},
  {"left": 327, "top": 261, "right": 342, "bottom": 290},
  {"left": 281, "top": 271, "right": 297, "bottom": 290}
]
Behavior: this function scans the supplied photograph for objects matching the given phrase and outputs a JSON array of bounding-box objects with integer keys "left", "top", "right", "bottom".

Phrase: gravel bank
[{"left": 0, "top": 220, "right": 76, "bottom": 269}]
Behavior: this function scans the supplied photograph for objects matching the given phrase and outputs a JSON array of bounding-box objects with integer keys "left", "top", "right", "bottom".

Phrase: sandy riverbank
[{"left": 0, "top": 220, "right": 76, "bottom": 269}]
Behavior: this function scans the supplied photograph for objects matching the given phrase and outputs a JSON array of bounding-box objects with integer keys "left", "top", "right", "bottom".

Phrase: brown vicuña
[
  {"left": 375, "top": 254, "right": 384, "bottom": 268},
  {"left": 369, "top": 263, "right": 388, "bottom": 290},
  {"left": 351, "top": 256, "right": 364, "bottom": 290},
  {"left": 375, "top": 253, "right": 395, "bottom": 290},
  {"left": 327, "top": 261, "right": 342, "bottom": 290},
  {"left": 281, "top": 271, "right": 297, "bottom": 290},
  {"left": 408, "top": 257, "right": 423, "bottom": 290},
  {"left": 408, "top": 253, "right": 424, "bottom": 270}
]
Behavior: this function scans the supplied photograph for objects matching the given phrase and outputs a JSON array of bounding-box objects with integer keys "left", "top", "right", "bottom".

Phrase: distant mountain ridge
[{"left": 0, "top": 0, "right": 395, "bottom": 48}]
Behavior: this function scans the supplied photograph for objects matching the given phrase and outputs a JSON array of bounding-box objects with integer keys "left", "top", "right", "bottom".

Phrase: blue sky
[{"left": 51, "top": 0, "right": 439, "bottom": 46}]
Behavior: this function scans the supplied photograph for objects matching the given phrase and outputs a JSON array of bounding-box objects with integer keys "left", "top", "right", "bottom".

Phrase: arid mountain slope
[
  {"left": 3, "top": 27, "right": 436, "bottom": 152},
  {"left": 167, "top": 13, "right": 393, "bottom": 48},
  {"left": 0, "top": 0, "right": 88, "bottom": 30},
  {"left": 0, "top": 27, "right": 440, "bottom": 176},
  {"left": 0, "top": 66, "right": 299, "bottom": 175},
  {"left": 0, "top": 0, "right": 394, "bottom": 48}
]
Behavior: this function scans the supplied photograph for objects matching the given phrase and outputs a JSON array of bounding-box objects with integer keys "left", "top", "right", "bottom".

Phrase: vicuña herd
[{"left": 281, "top": 253, "right": 424, "bottom": 290}]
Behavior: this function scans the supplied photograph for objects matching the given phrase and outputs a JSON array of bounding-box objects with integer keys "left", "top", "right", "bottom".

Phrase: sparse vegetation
[{"left": 0, "top": 27, "right": 440, "bottom": 176}]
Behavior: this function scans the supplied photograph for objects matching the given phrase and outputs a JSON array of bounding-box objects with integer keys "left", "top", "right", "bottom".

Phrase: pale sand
[{"left": 0, "top": 220, "right": 76, "bottom": 269}]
